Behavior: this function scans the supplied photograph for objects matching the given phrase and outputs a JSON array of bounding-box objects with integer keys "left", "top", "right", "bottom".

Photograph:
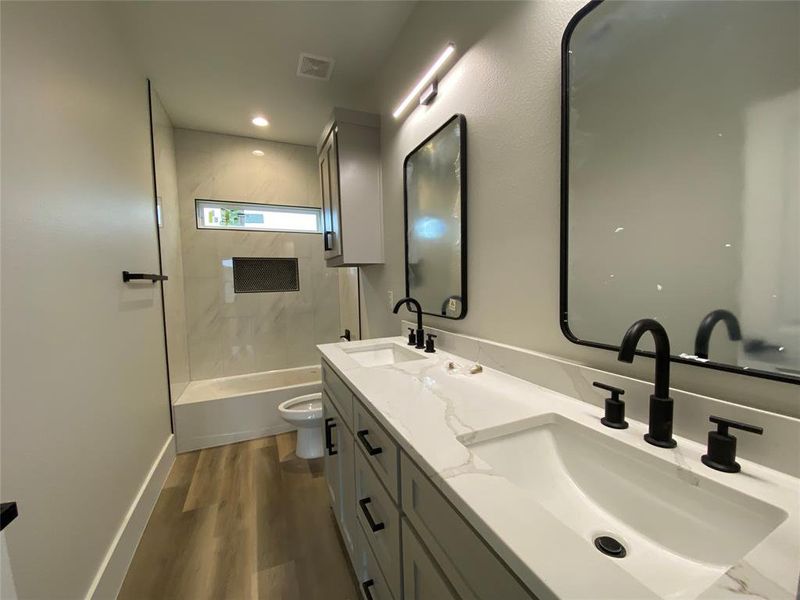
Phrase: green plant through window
[
  {"left": 196, "top": 200, "right": 321, "bottom": 233},
  {"left": 220, "top": 208, "right": 245, "bottom": 227}
]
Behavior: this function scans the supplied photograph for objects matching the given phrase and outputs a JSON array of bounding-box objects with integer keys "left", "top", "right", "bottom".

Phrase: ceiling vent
[{"left": 297, "top": 53, "right": 335, "bottom": 81}]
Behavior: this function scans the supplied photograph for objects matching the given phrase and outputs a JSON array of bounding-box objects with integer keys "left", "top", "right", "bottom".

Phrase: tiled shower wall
[{"left": 174, "top": 128, "right": 343, "bottom": 380}]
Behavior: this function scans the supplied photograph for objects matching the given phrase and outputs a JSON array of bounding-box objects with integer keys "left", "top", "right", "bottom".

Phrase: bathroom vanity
[{"left": 319, "top": 335, "right": 800, "bottom": 600}]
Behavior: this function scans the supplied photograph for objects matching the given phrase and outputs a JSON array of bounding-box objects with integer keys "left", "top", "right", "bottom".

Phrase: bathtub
[{"left": 173, "top": 365, "right": 321, "bottom": 452}]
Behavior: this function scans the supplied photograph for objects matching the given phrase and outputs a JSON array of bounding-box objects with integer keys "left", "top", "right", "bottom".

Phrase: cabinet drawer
[
  {"left": 401, "top": 519, "right": 459, "bottom": 600},
  {"left": 354, "top": 400, "right": 399, "bottom": 500},
  {"left": 353, "top": 520, "right": 395, "bottom": 600},
  {"left": 400, "top": 453, "right": 534, "bottom": 600},
  {"left": 322, "top": 360, "right": 353, "bottom": 430},
  {"left": 355, "top": 449, "right": 401, "bottom": 599}
]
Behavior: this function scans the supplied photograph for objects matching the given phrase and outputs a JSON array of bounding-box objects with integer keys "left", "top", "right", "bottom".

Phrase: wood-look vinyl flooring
[{"left": 118, "top": 432, "right": 359, "bottom": 600}]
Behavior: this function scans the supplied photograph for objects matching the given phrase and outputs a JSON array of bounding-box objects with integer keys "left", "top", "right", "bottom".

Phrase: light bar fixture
[
  {"left": 392, "top": 43, "right": 455, "bottom": 119},
  {"left": 419, "top": 80, "right": 438, "bottom": 106}
]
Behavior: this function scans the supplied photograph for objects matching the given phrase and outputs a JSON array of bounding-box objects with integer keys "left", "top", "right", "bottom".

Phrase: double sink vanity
[
  {"left": 318, "top": 336, "right": 799, "bottom": 600},
  {"left": 316, "top": 6, "right": 800, "bottom": 596}
]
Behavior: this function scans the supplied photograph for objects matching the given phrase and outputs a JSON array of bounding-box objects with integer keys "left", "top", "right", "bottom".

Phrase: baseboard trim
[
  {"left": 176, "top": 423, "right": 295, "bottom": 453},
  {"left": 85, "top": 434, "right": 175, "bottom": 600}
]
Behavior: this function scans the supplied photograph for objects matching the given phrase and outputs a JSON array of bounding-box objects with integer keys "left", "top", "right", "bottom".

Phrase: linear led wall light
[
  {"left": 419, "top": 80, "right": 438, "bottom": 105},
  {"left": 392, "top": 43, "right": 455, "bottom": 119}
]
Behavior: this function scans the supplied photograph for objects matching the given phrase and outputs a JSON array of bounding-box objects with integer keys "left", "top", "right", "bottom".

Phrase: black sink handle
[
  {"left": 701, "top": 415, "right": 763, "bottom": 473},
  {"left": 357, "top": 429, "right": 383, "bottom": 456}
]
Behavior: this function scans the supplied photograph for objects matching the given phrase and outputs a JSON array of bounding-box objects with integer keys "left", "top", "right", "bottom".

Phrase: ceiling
[{"left": 111, "top": 1, "right": 416, "bottom": 146}]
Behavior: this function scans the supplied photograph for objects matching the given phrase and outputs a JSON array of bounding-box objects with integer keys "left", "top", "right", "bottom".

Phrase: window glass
[{"left": 195, "top": 200, "right": 321, "bottom": 233}]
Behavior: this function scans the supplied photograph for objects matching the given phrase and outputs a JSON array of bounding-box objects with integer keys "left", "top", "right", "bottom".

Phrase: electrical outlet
[{"left": 388, "top": 290, "right": 394, "bottom": 309}]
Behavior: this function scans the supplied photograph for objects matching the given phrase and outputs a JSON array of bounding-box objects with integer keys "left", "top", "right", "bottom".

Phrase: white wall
[
  {"left": 1, "top": 2, "right": 173, "bottom": 597},
  {"left": 151, "top": 91, "right": 192, "bottom": 400},
  {"left": 359, "top": 0, "right": 799, "bottom": 417},
  {"left": 173, "top": 129, "right": 343, "bottom": 380}
]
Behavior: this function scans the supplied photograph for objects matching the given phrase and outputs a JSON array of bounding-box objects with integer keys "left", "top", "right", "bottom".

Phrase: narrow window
[{"left": 195, "top": 200, "right": 321, "bottom": 233}]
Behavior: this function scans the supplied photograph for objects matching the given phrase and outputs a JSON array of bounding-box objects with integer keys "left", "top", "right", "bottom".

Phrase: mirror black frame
[
  {"left": 559, "top": 0, "right": 798, "bottom": 385},
  {"left": 403, "top": 113, "right": 468, "bottom": 320}
]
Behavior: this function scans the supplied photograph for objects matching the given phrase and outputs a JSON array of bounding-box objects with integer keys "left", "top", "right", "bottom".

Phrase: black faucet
[
  {"left": 393, "top": 297, "right": 425, "bottom": 350},
  {"left": 617, "top": 318, "right": 677, "bottom": 448},
  {"left": 694, "top": 309, "right": 741, "bottom": 359}
]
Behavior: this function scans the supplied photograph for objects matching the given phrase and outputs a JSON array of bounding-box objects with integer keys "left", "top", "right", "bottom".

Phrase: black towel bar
[{"left": 122, "top": 271, "right": 168, "bottom": 283}]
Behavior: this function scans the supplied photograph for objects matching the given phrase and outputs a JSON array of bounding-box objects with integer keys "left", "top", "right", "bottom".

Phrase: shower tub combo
[{"left": 173, "top": 365, "right": 321, "bottom": 453}]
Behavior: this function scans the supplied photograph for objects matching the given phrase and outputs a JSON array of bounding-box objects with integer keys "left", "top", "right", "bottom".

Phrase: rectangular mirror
[
  {"left": 404, "top": 114, "right": 467, "bottom": 319},
  {"left": 562, "top": 0, "right": 799, "bottom": 384}
]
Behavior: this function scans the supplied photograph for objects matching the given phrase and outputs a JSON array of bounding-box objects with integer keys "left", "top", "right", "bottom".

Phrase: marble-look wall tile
[
  {"left": 338, "top": 268, "right": 361, "bottom": 340},
  {"left": 187, "top": 335, "right": 224, "bottom": 380},
  {"left": 174, "top": 128, "right": 345, "bottom": 380}
]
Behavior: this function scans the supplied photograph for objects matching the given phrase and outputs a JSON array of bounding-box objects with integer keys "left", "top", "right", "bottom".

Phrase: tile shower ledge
[{"left": 318, "top": 337, "right": 800, "bottom": 600}]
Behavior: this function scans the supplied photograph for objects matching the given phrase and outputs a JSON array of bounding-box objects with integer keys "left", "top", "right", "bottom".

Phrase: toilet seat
[{"left": 278, "top": 392, "right": 323, "bottom": 421}]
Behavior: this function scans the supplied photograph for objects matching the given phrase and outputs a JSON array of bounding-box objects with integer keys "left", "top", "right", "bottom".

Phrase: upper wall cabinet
[{"left": 317, "top": 108, "right": 384, "bottom": 267}]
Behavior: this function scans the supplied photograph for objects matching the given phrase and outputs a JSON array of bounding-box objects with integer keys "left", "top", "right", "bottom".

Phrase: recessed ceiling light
[
  {"left": 252, "top": 116, "right": 269, "bottom": 127},
  {"left": 252, "top": 150, "right": 264, "bottom": 157}
]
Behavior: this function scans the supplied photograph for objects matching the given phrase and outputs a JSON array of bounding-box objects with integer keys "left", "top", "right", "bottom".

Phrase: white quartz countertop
[{"left": 318, "top": 337, "right": 800, "bottom": 600}]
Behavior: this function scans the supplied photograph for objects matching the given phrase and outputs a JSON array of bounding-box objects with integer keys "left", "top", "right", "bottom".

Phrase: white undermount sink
[
  {"left": 343, "top": 342, "right": 425, "bottom": 368},
  {"left": 461, "top": 413, "right": 787, "bottom": 598}
]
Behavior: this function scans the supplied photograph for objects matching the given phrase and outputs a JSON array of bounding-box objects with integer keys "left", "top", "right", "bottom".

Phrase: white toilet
[{"left": 278, "top": 392, "right": 324, "bottom": 459}]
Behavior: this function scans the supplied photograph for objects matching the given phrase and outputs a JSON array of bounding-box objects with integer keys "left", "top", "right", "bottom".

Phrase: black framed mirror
[
  {"left": 561, "top": 1, "right": 799, "bottom": 384},
  {"left": 404, "top": 114, "right": 467, "bottom": 319}
]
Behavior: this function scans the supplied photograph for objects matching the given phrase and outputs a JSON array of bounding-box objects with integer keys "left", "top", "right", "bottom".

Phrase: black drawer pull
[
  {"left": 358, "top": 497, "right": 385, "bottom": 532},
  {"left": 362, "top": 579, "right": 375, "bottom": 600},
  {"left": 357, "top": 430, "right": 383, "bottom": 456},
  {"left": 324, "top": 418, "right": 337, "bottom": 456},
  {"left": 324, "top": 231, "right": 333, "bottom": 251}
]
